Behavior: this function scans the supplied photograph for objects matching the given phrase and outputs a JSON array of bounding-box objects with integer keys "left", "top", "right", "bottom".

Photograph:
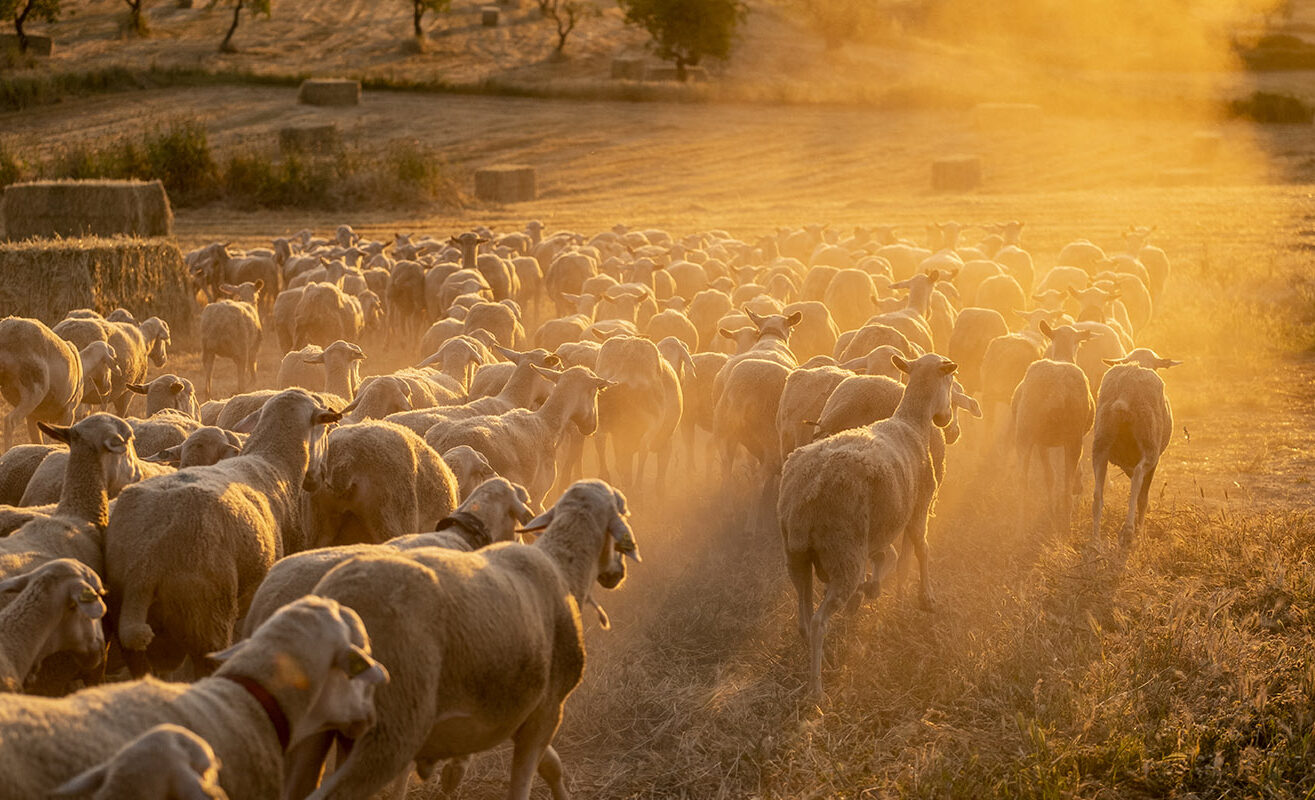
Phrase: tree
[
  {"left": 617, "top": 0, "right": 746, "bottom": 81},
  {"left": 411, "top": 0, "right": 449, "bottom": 38},
  {"left": 124, "top": 0, "right": 146, "bottom": 35},
  {"left": 0, "top": 0, "right": 60, "bottom": 53},
  {"left": 545, "top": 0, "right": 598, "bottom": 53},
  {"left": 219, "top": 0, "right": 270, "bottom": 53}
]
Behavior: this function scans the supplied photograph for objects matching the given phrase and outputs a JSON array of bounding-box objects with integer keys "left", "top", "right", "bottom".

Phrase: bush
[
  {"left": 0, "top": 141, "right": 23, "bottom": 188},
  {"left": 1228, "top": 91, "right": 1314, "bottom": 124}
]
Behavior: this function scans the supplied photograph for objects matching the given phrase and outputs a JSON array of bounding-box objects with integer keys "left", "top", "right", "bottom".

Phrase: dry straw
[{"left": 2, "top": 180, "right": 173, "bottom": 241}]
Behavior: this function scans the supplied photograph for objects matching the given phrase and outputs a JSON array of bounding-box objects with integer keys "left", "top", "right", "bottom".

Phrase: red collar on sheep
[{"left": 222, "top": 674, "right": 290, "bottom": 751}]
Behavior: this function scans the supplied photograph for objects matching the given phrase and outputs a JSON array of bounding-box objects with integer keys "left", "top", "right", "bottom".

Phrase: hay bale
[
  {"left": 644, "top": 64, "right": 707, "bottom": 82},
  {"left": 611, "top": 58, "right": 646, "bottom": 80},
  {"left": 482, "top": 7, "right": 500, "bottom": 25},
  {"left": 931, "top": 156, "right": 982, "bottom": 192},
  {"left": 974, "top": 103, "right": 1043, "bottom": 131},
  {"left": 1156, "top": 168, "right": 1211, "bottom": 187},
  {"left": 2, "top": 180, "right": 173, "bottom": 241},
  {"left": 298, "top": 79, "right": 361, "bottom": 107},
  {"left": 278, "top": 124, "right": 341, "bottom": 156},
  {"left": 497, "top": 0, "right": 521, "bottom": 8},
  {"left": 0, "top": 33, "right": 53, "bottom": 56},
  {"left": 475, "top": 165, "right": 536, "bottom": 203},
  {"left": 0, "top": 238, "right": 195, "bottom": 334}
]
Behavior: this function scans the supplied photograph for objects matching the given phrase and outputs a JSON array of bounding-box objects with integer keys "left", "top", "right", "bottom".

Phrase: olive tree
[
  {"left": 411, "top": 0, "right": 450, "bottom": 38},
  {"left": 0, "top": 0, "right": 59, "bottom": 53},
  {"left": 617, "top": 0, "right": 746, "bottom": 81},
  {"left": 219, "top": 0, "right": 271, "bottom": 53},
  {"left": 545, "top": 0, "right": 598, "bottom": 53}
]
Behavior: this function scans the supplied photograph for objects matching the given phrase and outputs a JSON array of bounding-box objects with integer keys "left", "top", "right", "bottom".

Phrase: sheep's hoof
[
  {"left": 440, "top": 759, "right": 468, "bottom": 794},
  {"left": 1118, "top": 525, "right": 1136, "bottom": 548},
  {"left": 859, "top": 579, "right": 881, "bottom": 599},
  {"left": 918, "top": 591, "right": 937, "bottom": 612}
]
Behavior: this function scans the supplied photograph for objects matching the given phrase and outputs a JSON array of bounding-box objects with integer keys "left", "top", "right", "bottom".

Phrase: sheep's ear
[
  {"left": 938, "top": 360, "right": 958, "bottom": 376},
  {"left": 169, "top": 381, "right": 186, "bottom": 395},
  {"left": 888, "top": 278, "right": 910, "bottom": 290},
  {"left": 1078, "top": 332, "right": 1097, "bottom": 343},
  {"left": 314, "top": 409, "right": 342, "bottom": 425},
  {"left": 1039, "top": 320, "right": 1054, "bottom": 339},
  {"left": 517, "top": 506, "right": 556, "bottom": 534},
  {"left": 510, "top": 484, "right": 535, "bottom": 524},
  {"left": 253, "top": 279, "right": 265, "bottom": 292},
  {"left": 544, "top": 354, "right": 562, "bottom": 368},
  {"left": 531, "top": 365, "right": 563, "bottom": 383},
  {"left": 304, "top": 352, "right": 326, "bottom": 364},
  {"left": 126, "top": 383, "right": 149, "bottom": 394},
  {"left": 608, "top": 513, "right": 642, "bottom": 563},
  {"left": 891, "top": 355, "right": 911, "bottom": 374},
  {"left": 207, "top": 640, "right": 246, "bottom": 663},
  {"left": 350, "top": 346, "right": 366, "bottom": 361},
  {"left": 494, "top": 345, "right": 520, "bottom": 362},
  {"left": 0, "top": 572, "right": 32, "bottom": 594},
  {"left": 926, "top": 269, "right": 940, "bottom": 282},
  {"left": 50, "top": 764, "right": 109, "bottom": 798},
  {"left": 218, "top": 284, "right": 237, "bottom": 296},
  {"left": 105, "top": 435, "right": 128, "bottom": 455},
  {"left": 231, "top": 409, "right": 262, "bottom": 435},
  {"left": 717, "top": 327, "right": 735, "bottom": 340},
  {"left": 953, "top": 391, "right": 982, "bottom": 417},
  {"left": 1102, "top": 357, "right": 1125, "bottom": 366},
  {"left": 785, "top": 311, "right": 803, "bottom": 327},
  {"left": 146, "top": 445, "right": 182, "bottom": 465},
  {"left": 595, "top": 378, "right": 618, "bottom": 391},
  {"left": 37, "top": 422, "right": 71, "bottom": 444},
  {"left": 1155, "top": 358, "right": 1183, "bottom": 369}
]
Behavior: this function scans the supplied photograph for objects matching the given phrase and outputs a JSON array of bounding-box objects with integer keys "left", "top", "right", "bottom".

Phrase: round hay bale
[
  {"left": 2, "top": 180, "right": 173, "bottom": 241},
  {"left": 931, "top": 157, "right": 982, "bottom": 192},
  {"left": 298, "top": 79, "right": 361, "bottom": 107},
  {"left": 0, "top": 237, "right": 194, "bottom": 334},
  {"left": 475, "top": 165, "right": 537, "bottom": 203},
  {"left": 278, "top": 124, "right": 341, "bottom": 156}
]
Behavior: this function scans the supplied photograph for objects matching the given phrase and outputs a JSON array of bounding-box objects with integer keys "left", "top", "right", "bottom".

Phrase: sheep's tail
[
  {"left": 117, "top": 582, "right": 156, "bottom": 652},
  {"left": 1109, "top": 398, "right": 1132, "bottom": 418}
]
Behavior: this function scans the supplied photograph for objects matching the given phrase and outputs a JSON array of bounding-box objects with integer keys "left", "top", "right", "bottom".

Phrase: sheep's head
[
  {"left": 211, "top": 596, "right": 387, "bottom": 747},
  {"left": 218, "top": 280, "right": 264, "bottom": 307},
  {"left": 442, "top": 446, "right": 499, "bottom": 503},
  {"left": 40, "top": 414, "right": 140, "bottom": 498},
  {"left": 0, "top": 558, "right": 107, "bottom": 677},
  {"left": 1040, "top": 320, "right": 1096, "bottom": 363},
  {"left": 1104, "top": 348, "right": 1182, "bottom": 371},
  {"left": 743, "top": 308, "right": 803, "bottom": 342},
  {"left": 532, "top": 365, "right": 615, "bottom": 436},
  {"left": 141, "top": 316, "right": 172, "bottom": 367},
  {"left": 51, "top": 724, "right": 229, "bottom": 800},
  {"left": 892, "top": 353, "right": 958, "bottom": 428}
]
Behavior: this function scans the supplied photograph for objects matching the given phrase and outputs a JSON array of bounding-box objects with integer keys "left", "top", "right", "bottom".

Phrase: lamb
[
  {"left": 0, "top": 414, "right": 140, "bottom": 582},
  {"left": 425, "top": 366, "right": 613, "bottom": 506},
  {"left": 0, "top": 558, "right": 106, "bottom": 693},
  {"left": 780, "top": 353, "right": 959, "bottom": 702},
  {"left": 0, "top": 317, "right": 84, "bottom": 450},
  {"left": 303, "top": 421, "right": 458, "bottom": 549},
  {"left": 297, "top": 479, "right": 638, "bottom": 800},
  {"left": 0, "top": 596, "right": 388, "bottom": 799},
  {"left": 1011, "top": 322, "right": 1095, "bottom": 531},
  {"left": 49, "top": 724, "right": 228, "bottom": 800},
  {"left": 146, "top": 426, "right": 244, "bottom": 470},
  {"left": 125, "top": 375, "right": 199, "bottom": 420},
  {"left": 199, "top": 282, "right": 263, "bottom": 399},
  {"left": 241, "top": 476, "right": 535, "bottom": 646},
  {"left": 277, "top": 341, "right": 366, "bottom": 398},
  {"left": 105, "top": 389, "right": 342, "bottom": 676},
  {"left": 1091, "top": 349, "right": 1181, "bottom": 549}
]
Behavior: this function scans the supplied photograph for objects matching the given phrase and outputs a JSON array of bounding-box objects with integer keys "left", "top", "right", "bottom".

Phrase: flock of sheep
[{"left": 0, "top": 217, "right": 1178, "bottom": 798}]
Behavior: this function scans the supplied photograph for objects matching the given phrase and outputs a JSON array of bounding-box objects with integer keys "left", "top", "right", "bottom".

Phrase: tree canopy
[{"left": 617, "top": 0, "right": 746, "bottom": 80}]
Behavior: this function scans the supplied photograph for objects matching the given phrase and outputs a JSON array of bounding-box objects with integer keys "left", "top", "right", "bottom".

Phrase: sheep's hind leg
[
  {"left": 905, "top": 508, "right": 936, "bottom": 611},
  {"left": 786, "top": 547, "right": 814, "bottom": 646},
  {"left": 1090, "top": 451, "right": 1109, "bottom": 549},
  {"left": 1121, "top": 461, "right": 1149, "bottom": 548},
  {"left": 537, "top": 745, "right": 570, "bottom": 800},
  {"left": 507, "top": 706, "right": 565, "bottom": 800},
  {"left": 807, "top": 560, "right": 861, "bottom": 704}
]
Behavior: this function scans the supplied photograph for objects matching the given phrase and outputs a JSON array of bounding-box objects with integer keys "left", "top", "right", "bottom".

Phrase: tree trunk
[
  {"left": 675, "top": 55, "right": 687, "bottom": 82},
  {"left": 125, "top": 0, "right": 144, "bottom": 34},
  {"left": 413, "top": 1, "right": 423, "bottom": 37},
  {"left": 219, "top": 0, "right": 243, "bottom": 52},
  {"left": 15, "top": 0, "right": 33, "bottom": 53}
]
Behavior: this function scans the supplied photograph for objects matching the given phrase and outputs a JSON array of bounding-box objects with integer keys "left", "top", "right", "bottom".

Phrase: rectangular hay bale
[
  {"left": 0, "top": 237, "right": 195, "bottom": 334},
  {"left": 278, "top": 124, "right": 341, "bottom": 155},
  {"left": 973, "top": 103, "right": 1043, "bottom": 131},
  {"left": 482, "top": 7, "right": 500, "bottom": 25},
  {"left": 475, "top": 165, "right": 537, "bottom": 203},
  {"left": 931, "top": 156, "right": 982, "bottom": 191},
  {"left": 2, "top": 180, "right": 173, "bottom": 241},
  {"left": 298, "top": 79, "right": 361, "bottom": 107},
  {"left": 0, "top": 33, "right": 53, "bottom": 56}
]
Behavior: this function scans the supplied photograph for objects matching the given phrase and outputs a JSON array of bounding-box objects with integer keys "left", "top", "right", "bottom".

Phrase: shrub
[{"left": 1228, "top": 91, "right": 1314, "bottom": 124}]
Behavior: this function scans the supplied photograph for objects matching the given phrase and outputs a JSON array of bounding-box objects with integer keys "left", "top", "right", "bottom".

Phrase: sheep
[
  {"left": 388, "top": 347, "right": 558, "bottom": 436},
  {"left": 146, "top": 426, "right": 244, "bottom": 470},
  {"left": 836, "top": 322, "right": 917, "bottom": 363},
  {"left": 199, "top": 282, "right": 263, "bottom": 399},
  {"left": 686, "top": 289, "right": 733, "bottom": 351},
  {"left": 127, "top": 410, "right": 204, "bottom": 460},
  {"left": 973, "top": 273, "right": 1027, "bottom": 323},
  {"left": 712, "top": 308, "right": 802, "bottom": 401},
  {"left": 277, "top": 341, "right": 366, "bottom": 398},
  {"left": 1011, "top": 322, "right": 1096, "bottom": 531},
  {"left": 1070, "top": 320, "right": 1127, "bottom": 398},
  {"left": 298, "top": 479, "right": 638, "bottom": 800},
  {"left": 979, "top": 332, "right": 1043, "bottom": 443},
  {"left": 545, "top": 251, "right": 599, "bottom": 314},
  {"left": 644, "top": 307, "right": 699, "bottom": 354},
  {"left": 592, "top": 335, "right": 683, "bottom": 493},
  {"left": 1057, "top": 239, "right": 1106, "bottom": 271},
  {"left": 866, "top": 270, "right": 942, "bottom": 353},
  {"left": 0, "top": 595, "right": 388, "bottom": 799},
  {"left": 105, "top": 389, "right": 342, "bottom": 677},
  {"left": 0, "top": 317, "right": 84, "bottom": 450},
  {"left": 303, "top": 421, "right": 458, "bottom": 549},
  {"left": 425, "top": 366, "right": 614, "bottom": 506},
  {"left": 781, "top": 301, "right": 839, "bottom": 364},
  {"left": 0, "top": 414, "right": 140, "bottom": 582},
  {"left": 945, "top": 307, "right": 1010, "bottom": 395},
  {"left": 442, "top": 446, "right": 497, "bottom": 501},
  {"left": 463, "top": 300, "right": 525, "bottom": 349},
  {"left": 125, "top": 375, "right": 199, "bottom": 420},
  {"left": 822, "top": 269, "right": 880, "bottom": 332},
  {"left": 385, "top": 260, "right": 429, "bottom": 340},
  {"left": 293, "top": 282, "right": 361, "bottom": 350},
  {"left": 19, "top": 437, "right": 168, "bottom": 507},
  {"left": 780, "top": 353, "right": 959, "bottom": 702},
  {"left": 416, "top": 336, "right": 488, "bottom": 392},
  {"left": 75, "top": 341, "right": 120, "bottom": 410},
  {"left": 0, "top": 443, "right": 62, "bottom": 505},
  {"left": 0, "top": 558, "right": 106, "bottom": 692},
  {"left": 241, "top": 476, "right": 535, "bottom": 649},
  {"left": 1091, "top": 349, "right": 1181, "bottom": 549},
  {"left": 776, "top": 365, "right": 850, "bottom": 462},
  {"left": 1124, "top": 226, "right": 1170, "bottom": 300},
  {"left": 49, "top": 724, "right": 228, "bottom": 800}
]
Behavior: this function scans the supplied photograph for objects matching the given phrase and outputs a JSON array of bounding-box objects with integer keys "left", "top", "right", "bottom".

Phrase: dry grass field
[{"left": 5, "top": 0, "right": 1315, "bottom": 797}]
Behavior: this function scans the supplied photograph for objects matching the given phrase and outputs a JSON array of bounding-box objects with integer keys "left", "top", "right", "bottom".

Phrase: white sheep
[
  {"left": 593, "top": 335, "right": 683, "bottom": 492},
  {"left": 776, "top": 365, "right": 850, "bottom": 462},
  {"left": 125, "top": 374, "right": 199, "bottom": 420},
  {"left": 277, "top": 340, "right": 366, "bottom": 398},
  {"left": 299, "top": 479, "right": 638, "bottom": 800},
  {"left": 105, "top": 389, "right": 342, "bottom": 676},
  {"left": 779, "top": 353, "right": 959, "bottom": 701},
  {"left": 0, "top": 596, "right": 387, "bottom": 799},
  {"left": 0, "top": 317, "right": 84, "bottom": 450},
  {"left": 1091, "top": 349, "right": 1181, "bottom": 548},
  {"left": 50, "top": 724, "right": 228, "bottom": 800},
  {"left": 199, "top": 282, "right": 264, "bottom": 399},
  {"left": 946, "top": 307, "right": 1009, "bottom": 395},
  {"left": 0, "top": 443, "right": 62, "bottom": 505},
  {"left": 0, "top": 558, "right": 106, "bottom": 693}
]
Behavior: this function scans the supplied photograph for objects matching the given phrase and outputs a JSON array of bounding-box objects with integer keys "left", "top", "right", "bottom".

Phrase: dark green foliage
[
  {"left": 617, "top": 0, "right": 746, "bottom": 80},
  {"left": 1228, "top": 91, "right": 1314, "bottom": 124}
]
